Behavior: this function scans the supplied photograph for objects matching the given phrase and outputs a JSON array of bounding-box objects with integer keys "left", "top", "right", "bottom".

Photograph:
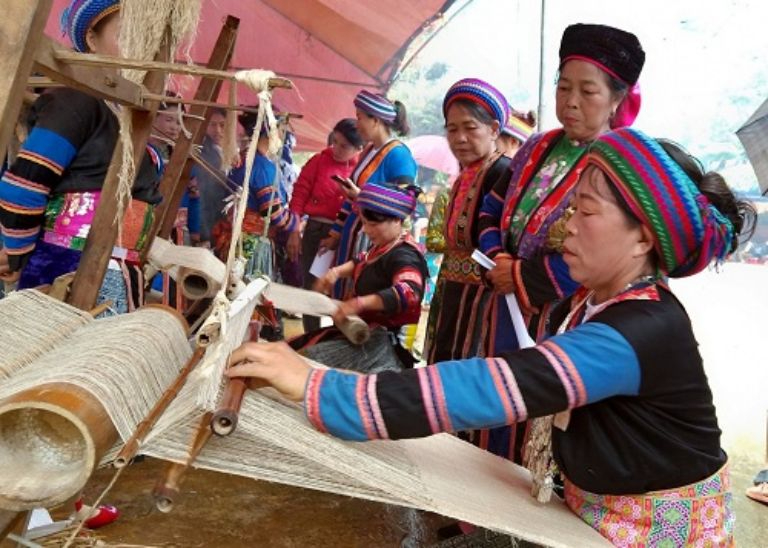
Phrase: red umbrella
[
  {"left": 406, "top": 134, "right": 459, "bottom": 175},
  {"left": 45, "top": 0, "right": 456, "bottom": 151}
]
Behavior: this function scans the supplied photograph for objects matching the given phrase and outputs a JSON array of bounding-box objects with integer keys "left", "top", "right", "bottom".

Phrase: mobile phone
[{"left": 332, "top": 174, "right": 354, "bottom": 189}]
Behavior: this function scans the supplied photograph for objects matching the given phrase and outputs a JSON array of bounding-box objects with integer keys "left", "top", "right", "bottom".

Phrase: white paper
[
  {"left": 471, "top": 249, "right": 535, "bottom": 349},
  {"left": 309, "top": 251, "right": 334, "bottom": 278}
]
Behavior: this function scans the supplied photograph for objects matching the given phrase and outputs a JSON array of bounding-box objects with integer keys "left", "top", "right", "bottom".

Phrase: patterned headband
[
  {"left": 442, "top": 78, "right": 510, "bottom": 127},
  {"left": 357, "top": 182, "right": 419, "bottom": 220},
  {"left": 61, "top": 0, "right": 120, "bottom": 53},
  {"left": 501, "top": 114, "right": 535, "bottom": 143},
  {"left": 587, "top": 128, "right": 735, "bottom": 278},
  {"left": 354, "top": 90, "right": 397, "bottom": 124}
]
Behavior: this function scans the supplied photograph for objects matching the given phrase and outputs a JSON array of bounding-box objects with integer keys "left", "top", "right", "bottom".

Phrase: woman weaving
[
  {"left": 228, "top": 128, "right": 754, "bottom": 546},
  {"left": 289, "top": 182, "right": 428, "bottom": 374}
]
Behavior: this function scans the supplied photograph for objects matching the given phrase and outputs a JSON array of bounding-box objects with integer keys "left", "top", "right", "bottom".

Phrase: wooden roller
[
  {"left": 0, "top": 384, "right": 114, "bottom": 511},
  {"left": 0, "top": 304, "right": 188, "bottom": 512},
  {"left": 210, "top": 378, "right": 269, "bottom": 437}
]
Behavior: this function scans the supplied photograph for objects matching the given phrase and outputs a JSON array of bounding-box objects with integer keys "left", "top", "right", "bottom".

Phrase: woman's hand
[
  {"left": 227, "top": 341, "right": 311, "bottom": 401},
  {"left": 318, "top": 233, "right": 339, "bottom": 255},
  {"left": 0, "top": 250, "right": 19, "bottom": 283},
  {"left": 486, "top": 254, "right": 516, "bottom": 294},
  {"left": 332, "top": 297, "right": 362, "bottom": 324},
  {"left": 340, "top": 181, "right": 360, "bottom": 200},
  {"left": 312, "top": 267, "right": 338, "bottom": 295},
  {"left": 286, "top": 230, "right": 301, "bottom": 263}
]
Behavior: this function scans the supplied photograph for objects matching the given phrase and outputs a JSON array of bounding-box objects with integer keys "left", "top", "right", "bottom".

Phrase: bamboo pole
[
  {"left": 113, "top": 347, "right": 205, "bottom": 468},
  {"left": 141, "top": 92, "right": 303, "bottom": 118},
  {"left": 52, "top": 50, "right": 292, "bottom": 90},
  {"left": 152, "top": 412, "right": 214, "bottom": 513},
  {"left": 210, "top": 378, "right": 247, "bottom": 437}
]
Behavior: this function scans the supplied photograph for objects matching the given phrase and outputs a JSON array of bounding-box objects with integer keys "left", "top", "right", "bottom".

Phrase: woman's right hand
[
  {"left": 312, "top": 267, "right": 339, "bottom": 295},
  {"left": 486, "top": 254, "right": 516, "bottom": 294}
]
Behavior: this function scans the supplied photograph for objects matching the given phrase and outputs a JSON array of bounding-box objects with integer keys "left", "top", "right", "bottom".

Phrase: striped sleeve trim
[
  {"left": 304, "top": 368, "right": 328, "bottom": 433},
  {"left": 512, "top": 258, "right": 533, "bottom": 311},
  {"left": 535, "top": 340, "right": 587, "bottom": 408},
  {"left": 1, "top": 172, "right": 51, "bottom": 196},
  {"left": 544, "top": 255, "right": 565, "bottom": 299},
  {"left": 416, "top": 366, "right": 454, "bottom": 434},
  {"left": 486, "top": 357, "right": 528, "bottom": 423}
]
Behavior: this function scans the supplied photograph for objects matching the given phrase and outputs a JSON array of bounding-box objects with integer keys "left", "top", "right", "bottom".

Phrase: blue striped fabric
[
  {"left": 354, "top": 90, "right": 397, "bottom": 123},
  {"left": 61, "top": 0, "right": 120, "bottom": 53}
]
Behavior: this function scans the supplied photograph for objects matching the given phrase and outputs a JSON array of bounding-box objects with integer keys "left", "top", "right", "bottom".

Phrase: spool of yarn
[{"left": 148, "top": 237, "right": 227, "bottom": 300}]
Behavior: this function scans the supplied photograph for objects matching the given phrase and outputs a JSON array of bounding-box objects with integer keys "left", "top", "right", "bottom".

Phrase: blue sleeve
[
  {"left": 305, "top": 321, "right": 641, "bottom": 441},
  {"left": 382, "top": 145, "right": 417, "bottom": 183}
]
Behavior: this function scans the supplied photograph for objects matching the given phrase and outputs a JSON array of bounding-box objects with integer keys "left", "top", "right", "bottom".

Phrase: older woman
[
  {"left": 472, "top": 23, "right": 645, "bottom": 462},
  {"left": 291, "top": 182, "right": 428, "bottom": 374},
  {"left": 479, "top": 23, "right": 645, "bottom": 348},
  {"left": 423, "top": 79, "right": 533, "bottom": 364},
  {"left": 320, "top": 90, "right": 418, "bottom": 299},
  {"left": 228, "top": 128, "right": 755, "bottom": 546},
  {"left": 0, "top": 0, "right": 162, "bottom": 315}
]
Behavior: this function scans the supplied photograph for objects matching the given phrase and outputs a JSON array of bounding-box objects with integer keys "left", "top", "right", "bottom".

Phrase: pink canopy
[{"left": 45, "top": 0, "right": 455, "bottom": 151}]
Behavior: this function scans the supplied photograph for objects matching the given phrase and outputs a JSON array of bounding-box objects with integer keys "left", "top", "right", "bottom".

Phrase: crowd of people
[{"left": 0, "top": 0, "right": 763, "bottom": 545}]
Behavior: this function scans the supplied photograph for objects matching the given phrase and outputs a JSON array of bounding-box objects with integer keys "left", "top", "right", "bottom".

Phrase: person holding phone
[
  {"left": 319, "top": 91, "right": 418, "bottom": 300},
  {"left": 288, "top": 119, "right": 363, "bottom": 332}
]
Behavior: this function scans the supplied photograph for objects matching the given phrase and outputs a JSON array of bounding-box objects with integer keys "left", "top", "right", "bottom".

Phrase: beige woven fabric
[{"left": 0, "top": 290, "right": 92, "bottom": 380}]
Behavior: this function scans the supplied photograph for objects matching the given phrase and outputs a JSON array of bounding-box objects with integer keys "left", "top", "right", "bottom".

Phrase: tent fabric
[
  {"left": 45, "top": 0, "right": 455, "bottom": 151},
  {"left": 737, "top": 97, "right": 768, "bottom": 194}
]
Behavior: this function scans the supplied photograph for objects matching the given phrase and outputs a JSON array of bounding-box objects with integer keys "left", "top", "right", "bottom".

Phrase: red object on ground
[
  {"left": 74, "top": 498, "right": 120, "bottom": 529},
  {"left": 45, "top": 0, "right": 456, "bottom": 151}
]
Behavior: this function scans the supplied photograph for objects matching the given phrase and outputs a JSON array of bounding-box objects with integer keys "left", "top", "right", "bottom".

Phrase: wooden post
[
  {"left": 146, "top": 16, "right": 240, "bottom": 258},
  {"left": 0, "top": 0, "right": 52, "bottom": 158},
  {"left": 67, "top": 40, "right": 171, "bottom": 311}
]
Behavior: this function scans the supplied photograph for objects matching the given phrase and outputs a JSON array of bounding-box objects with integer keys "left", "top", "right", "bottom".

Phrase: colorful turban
[
  {"left": 357, "top": 182, "right": 420, "bottom": 220},
  {"left": 501, "top": 113, "right": 535, "bottom": 143},
  {"left": 587, "top": 128, "right": 735, "bottom": 278},
  {"left": 442, "top": 78, "right": 510, "bottom": 127},
  {"left": 354, "top": 90, "right": 397, "bottom": 124},
  {"left": 61, "top": 0, "right": 120, "bottom": 53}
]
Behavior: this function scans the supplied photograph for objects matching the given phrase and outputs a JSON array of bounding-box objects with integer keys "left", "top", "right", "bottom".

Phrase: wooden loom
[{"left": 0, "top": 0, "right": 294, "bottom": 540}]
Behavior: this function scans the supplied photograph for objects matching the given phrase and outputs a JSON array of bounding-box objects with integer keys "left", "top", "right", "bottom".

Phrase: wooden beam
[
  {"left": 0, "top": 0, "right": 52, "bottom": 158},
  {"left": 67, "top": 39, "right": 171, "bottom": 311},
  {"left": 53, "top": 49, "right": 292, "bottom": 90},
  {"left": 33, "top": 35, "right": 145, "bottom": 109},
  {"left": 145, "top": 16, "right": 240, "bottom": 259}
]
